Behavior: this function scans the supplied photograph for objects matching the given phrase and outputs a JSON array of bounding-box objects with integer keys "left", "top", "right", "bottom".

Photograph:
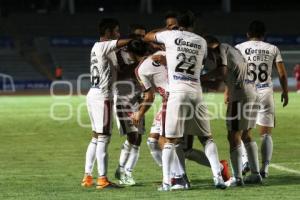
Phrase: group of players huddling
[{"left": 80, "top": 10, "right": 289, "bottom": 191}]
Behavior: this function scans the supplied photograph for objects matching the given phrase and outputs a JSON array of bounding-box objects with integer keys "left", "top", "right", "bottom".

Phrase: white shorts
[
  {"left": 86, "top": 88, "right": 113, "bottom": 134},
  {"left": 164, "top": 92, "right": 211, "bottom": 138},
  {"left": 114, "top": 95, "right": 145, "bottom": 135},
  {"left": 226, "top": 97, "right": 259, "bottom": 131},
  {"left": 256, "top": 90, "right": 275, "bottom": 127}
]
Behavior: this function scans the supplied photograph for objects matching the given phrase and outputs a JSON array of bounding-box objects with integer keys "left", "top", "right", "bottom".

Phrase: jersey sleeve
[
  {"left": 219, "top": 45, "right": 228, "bottom": 66},
  {"left": 274, "top": 46, "right": 283, "bottom": 63},
  {"left": 99, "top": 40, "right": 118, "bottom": 55},
  {"left": 135, "top": 65, "right": 153, "bottom": 91},
  {"left": 155, "top": 31, "right": 171, "bottom": 44}
]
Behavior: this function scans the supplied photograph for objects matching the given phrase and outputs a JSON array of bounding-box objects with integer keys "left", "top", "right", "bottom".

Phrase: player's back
[
  {"left": 235, "top": 40, "right": 283, "bottom": 91},
  {"left": 136, "top": 51, "right": 168, "bottom": 99},
  {"left": 220, "top": 43, "right": 256, "bottom": 101},
  {"left": 155, "top": 30, "right": 207, "bottom": 94},
  {"left": 89, "top": 40, "right": 118, "bottom": 98}
]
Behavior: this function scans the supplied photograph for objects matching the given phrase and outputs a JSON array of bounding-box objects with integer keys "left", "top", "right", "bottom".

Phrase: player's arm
[
  {"left": 144, "top": 28, "right": 168, "bottom": 43},
  {"left": 275, "top": 61, "right": 289, "bottom": 107},
  {"left": 224, "top": 85, "right": 229, "bottom": 104},
  {"left": 116, "top": 39, "right": 132, "bottom": 48},
  {"left": 131, "top": 88, "right": 155, "bottom": 126},
  {"left": 101, "top": 39, "right": 132, "bottom": 55},
  {"left": 152, "top": 54, "right": 167, "bottom": 66}
]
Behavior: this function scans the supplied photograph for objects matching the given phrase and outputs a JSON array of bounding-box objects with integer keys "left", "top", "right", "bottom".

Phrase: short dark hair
[
  {"left": 165, "top": 11, "right": 178, "bottom": 20},
  {"left": 130, "top": 24, "right": 146, "bottom": 33},
  {"left": 99, "top": 18, "right": 119, "bottom": 36},
  {"left": 127, "top": 39, "right": 148, "bottom": 57},
  {"left": 204, "top": 35, "right": 220, "bottom": 45},
  {"left": 177, "top": 10, "right": 195, "bottom": 29},
  {"left": 248, "top": 20, "right": 266, "bottom": 38}
]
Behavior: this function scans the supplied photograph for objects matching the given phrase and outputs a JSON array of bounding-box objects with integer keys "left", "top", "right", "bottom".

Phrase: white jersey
[
  {"left": 235, "top": 40, "right": 283, "bottom": 92},
  {"left": 136, "top": 51, "right": 168, "bottom": 100},
  {"left": 90, "top": 40, "right": 118, "bottom": 98},
  {"left": 155, "top": 30, "right": 207, "bottom": 93}
]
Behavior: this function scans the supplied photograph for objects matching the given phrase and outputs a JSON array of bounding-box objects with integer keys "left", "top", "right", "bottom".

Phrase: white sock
[
  {"left": 230, "top": 145, "right": 243, "bottom": 179},
  {"left": 241, "top": 141, "right": 249, "bottom": 167},
  {"left": 84, "top": 137, "right": 97, "bottom": 175},
  {"left": 119, "top": 140, "right": 132, "bottom": 172},
  {"left": 261, "top": 134, "right": 273, "bottom": 173},
  {"left": 147, "top": 138, "right": 162, "bottom": 167},
  {"left": 245, "top": 141, "right": 260, "bottom": 174},
  {"left": 204, "top": 140, "right": 222, "bottom": 178},
  {"left": 96, "top": 135, "right": 110, "bottom": 177},
  {"left": 162, "top": 143, "right": 175, "bottom": 185},
  {"left": 125, "top": 145, "right": 140, "bottom": 176}
]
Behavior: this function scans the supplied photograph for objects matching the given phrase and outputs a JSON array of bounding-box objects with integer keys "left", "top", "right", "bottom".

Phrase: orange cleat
[
  {"left": 81, "top": 175, "right": 94, "bottom": 187},
  {"left": 96, "top": 176, "right": 121, "bottom": 189},
  {"left": 220, "top": 160, "right": 231, "bottom": 182}
]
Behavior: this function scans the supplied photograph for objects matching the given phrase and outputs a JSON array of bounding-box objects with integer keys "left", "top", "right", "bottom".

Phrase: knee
[
  {"left": 199, "top": 136, "right": 213, "bottom": 146},
  {"left": 242, "top": 131, "right": 252, "bottom": 144},
  {"left": 127, "top": 132, "right": 137, "bottom": 144}
]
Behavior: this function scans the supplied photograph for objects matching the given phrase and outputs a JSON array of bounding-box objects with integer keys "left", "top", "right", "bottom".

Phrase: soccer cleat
[
  {"left": 81, "top": 175, "right": 94, "bottom": 187},
  {"left": 96, "top": 176, "right": 120, "bottom": 189},
  {"left": 158, "top": 183, "right": 171, "bottom": 191},
  {"left": 244, "top": 173, "right": 263, "bottom": 184},
  {"left": 242, "top": 161, "right": 250, "bottom": 176},
  {"left": 213, "top": 176, "right": 227, "bottom": 189},
  {"left": 171, "top": 176, "right": 190, "bottom": 190},
  {"left": 225, "top": 177, "right": 244, "bottom": 187},
  {"left": 260, "top": 170, "right": 269, "bottom": 178},
  {"left": 119, "top": 174, "right": 136, "bottom": 186},
  {"left": 220, "top": 160, "right": 231, "bottom": 182}
]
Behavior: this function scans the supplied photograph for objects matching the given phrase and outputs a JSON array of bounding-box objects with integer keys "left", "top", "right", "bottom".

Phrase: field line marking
[{"left": 270, "top": 164, "right": 300, "bottom": 175}]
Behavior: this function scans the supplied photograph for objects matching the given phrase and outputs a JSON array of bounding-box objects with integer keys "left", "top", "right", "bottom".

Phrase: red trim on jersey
[
  {"left": 161, "top": 93, "right": 169, "bottom": 137},
  {"left": 103, "top": 100, "right": 112, "bottom": 134}
]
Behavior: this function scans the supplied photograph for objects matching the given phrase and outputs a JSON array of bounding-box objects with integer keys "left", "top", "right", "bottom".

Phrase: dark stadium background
[{"left": 0, "top": 0, "right": 299, "bottom": 92}]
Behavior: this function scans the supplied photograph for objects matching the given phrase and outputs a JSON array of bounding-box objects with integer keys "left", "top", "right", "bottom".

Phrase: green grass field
[{"left": 0, "top": 92, "right": 300, "bottom": 200}]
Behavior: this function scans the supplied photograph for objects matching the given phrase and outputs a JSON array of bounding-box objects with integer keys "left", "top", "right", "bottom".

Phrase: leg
[
  {"left": 228, "top": 130, "right": 244, "bottom": 185},
  {"left": 242, "top": 129, "right": 262, "bottom": 184},
  {"left": 259, "top": 126, "right": 273, "bottom": 177},
  {"left": 147, "top": 133, "right": 162, "bottom": 167},
  {"left": 81, "top": 132, "right": 98, "bottom": 187},
  {"left": 256, "top": 91, "right": 275, "bottom": 177},
  {"left": 183, "top": 135, "right": 211, "bottom": 167},
  {"left": 124, "top": 132, "right": 141, "bottom": 177}
]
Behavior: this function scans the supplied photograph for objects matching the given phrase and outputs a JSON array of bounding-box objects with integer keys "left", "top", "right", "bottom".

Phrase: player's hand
[
  {"left": 152, "top": 55, "right": 167, "bottom": 66},
  {"left": 224, "top": 95, "right": 229, "bottom": 105},
  {"left": 281, "top": 91, "right": 288, "bottom": 107},
  {"left": 131, "top": 112, "right": 142, "bottom": 126}
]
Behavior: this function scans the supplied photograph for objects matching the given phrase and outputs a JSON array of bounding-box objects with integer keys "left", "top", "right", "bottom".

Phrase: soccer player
[
  {"left": 144, "top": 11, "right": 227, "bottom": 191},
  {"left": 165, "top": 11, "right": 179, "bottom": 30},
  {"left": 81, "top": 18, "right": 131, "bottom": 189},
  {"left": 163, "top": 10, "right": 230, "bottom": 179},
  {"left": 235, "top": 20, "right": 289, "bottom": 178},
  {"left": 203, "top": 35, "right": 262, "bottom": 186},
  {"left": 113, "top": 32, "right": 146, "bottom": 186}
]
